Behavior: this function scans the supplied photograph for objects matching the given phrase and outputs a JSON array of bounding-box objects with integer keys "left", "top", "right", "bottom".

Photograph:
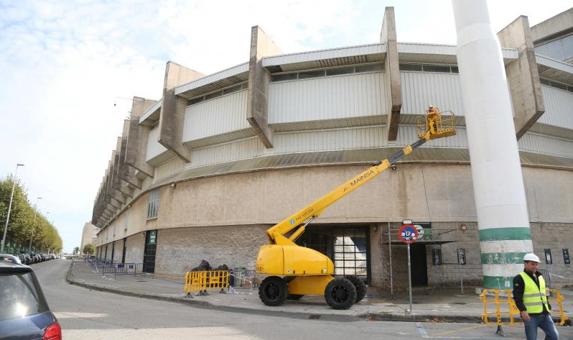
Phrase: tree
[
  {"left": 0, "top": 177, "right": 62, "bottom": 253},
  {"left": 73, "top": 246, "right": 80, "bottom": 255},
  {"left": 83, "top": 244, "right": 95, "bottom": 255}
]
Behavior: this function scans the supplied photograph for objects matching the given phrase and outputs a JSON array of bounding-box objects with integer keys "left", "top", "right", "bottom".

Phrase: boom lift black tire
[
  {"left": 259, "top": 276, "right": 288, "bottom": 306},
  {"left": 287, "top": 294, "right": 304, "bottom": 300},
  {"left": 324, "top": 277, "right": 357, "bottom": 310},
  {"left": 345, "top": 275, "right": 367, "bottom": 303}
]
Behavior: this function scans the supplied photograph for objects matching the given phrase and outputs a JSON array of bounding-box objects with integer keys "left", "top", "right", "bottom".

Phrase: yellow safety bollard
[
  {"left": 494, "top": 290, "right": 502, "bottom": 326},
  {"left": 480, "top": 289, "right": 489, "bottom": 324},
  {"left": 550, "top": 289, "right": 570, "bottom": 326}
]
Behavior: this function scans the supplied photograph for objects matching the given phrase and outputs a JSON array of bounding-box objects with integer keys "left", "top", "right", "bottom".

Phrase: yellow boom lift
[{"left": 256, "top": 106, "right": 456, "bottom": 309}]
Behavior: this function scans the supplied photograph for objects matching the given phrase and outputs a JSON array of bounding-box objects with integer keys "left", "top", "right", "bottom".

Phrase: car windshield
[{"left": 0, "top": 271, "right": 49, "bottom": 320}]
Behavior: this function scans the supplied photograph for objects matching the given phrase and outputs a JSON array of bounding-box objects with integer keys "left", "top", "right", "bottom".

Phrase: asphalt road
[{"left": 31, "top": 259, "right": 570, "bottom": 340}]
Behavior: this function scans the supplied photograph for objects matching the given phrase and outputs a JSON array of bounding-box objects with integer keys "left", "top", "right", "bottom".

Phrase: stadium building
[{"left": 88, "top": 7, "right": 573, "bottom": 291}]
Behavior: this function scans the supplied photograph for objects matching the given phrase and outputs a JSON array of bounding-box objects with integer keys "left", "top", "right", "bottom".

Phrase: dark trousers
[{"left": 523, "top": 314, "right": 559, "bottom": 340}]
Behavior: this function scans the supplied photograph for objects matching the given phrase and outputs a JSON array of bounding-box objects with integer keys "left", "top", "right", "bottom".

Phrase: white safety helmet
[{"left": 523, "top": 253, "right": 540, "bottom": 263}]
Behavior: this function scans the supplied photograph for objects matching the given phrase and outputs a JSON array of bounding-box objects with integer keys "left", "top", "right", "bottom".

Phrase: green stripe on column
[
  {"left": 483, "top": 276, "right": 515, "bottom": 289},
  {"left": 481, "top": 252, "right": 527, "bottom": 264},
  {"left": 479, "top": 228, "right": 531, "bottom": 241}
]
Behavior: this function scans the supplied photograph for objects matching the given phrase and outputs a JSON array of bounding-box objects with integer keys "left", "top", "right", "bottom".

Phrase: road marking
[
  {"left": 429, "top": 324, "right": 486, "bottom": 337},
  {"left": 54, "top": 312, "right": 107, "bottom": 319},
  {"left": 62, "top": 327, "right": 261, "bottom": 340},
  {"left": 416, "top": 322, "right": 428, "bottom": 337}
]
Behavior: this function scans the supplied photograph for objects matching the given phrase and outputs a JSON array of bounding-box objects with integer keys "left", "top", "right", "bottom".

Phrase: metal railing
[{"left": 86, "top": 257, "right": 143, "bottom": 278}]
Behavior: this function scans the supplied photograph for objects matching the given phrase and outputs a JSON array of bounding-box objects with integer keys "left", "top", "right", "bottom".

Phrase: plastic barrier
[
  {"left": 480, "top": 289, "right": 569, "bottom": 327},
  {"left": 184, "top": 270, "right": 230, "bottom": 295}
]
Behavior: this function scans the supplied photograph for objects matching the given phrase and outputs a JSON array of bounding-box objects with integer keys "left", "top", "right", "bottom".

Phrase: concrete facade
[
  {"left": 380, "top": 7, "right": 401, "bottom": 141},
  {"left": 92, "top": 7, "right": 573, "bottom": 290},
  {"left": 95, "top": 163, "right": 573, "bottom": 289},
  {"left": 247, "top": 26, "right": 281, "bottom": 148},
  {"left": 498, "top": 16, "right": 545, "bottom": 139},
  {"left": 159, "top": 62, "right": 203, "bottom": 162}
]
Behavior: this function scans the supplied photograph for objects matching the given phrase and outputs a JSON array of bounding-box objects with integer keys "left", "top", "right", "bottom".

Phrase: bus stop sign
[{"left": 398, "top": 224, "right": 419, "bottom": 244}]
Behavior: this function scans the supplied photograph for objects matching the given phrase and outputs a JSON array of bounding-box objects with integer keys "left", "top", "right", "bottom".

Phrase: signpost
[{"left": 398, "top": 224, "right": 419, "bottom": 314}]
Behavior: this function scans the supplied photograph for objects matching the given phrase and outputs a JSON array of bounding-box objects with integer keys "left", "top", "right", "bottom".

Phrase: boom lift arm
[
  {"left": 256, "top": 106, "right": 455, "bottom": 309},
  {"left": 265, "top": 106, "right": 455, "bottom": 246}
]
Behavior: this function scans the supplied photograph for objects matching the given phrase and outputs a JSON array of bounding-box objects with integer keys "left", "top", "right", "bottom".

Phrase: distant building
[
  {"left": 80, "top": 223, "right": 98, "bottom": 253},
  {"left": 91, "top": 7, "right": 573, "bottom": 291}
]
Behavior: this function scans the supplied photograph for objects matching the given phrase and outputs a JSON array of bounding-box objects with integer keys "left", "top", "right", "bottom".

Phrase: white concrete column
[{"left": 452, "top": 0, "right": 532, "bottom": 289}]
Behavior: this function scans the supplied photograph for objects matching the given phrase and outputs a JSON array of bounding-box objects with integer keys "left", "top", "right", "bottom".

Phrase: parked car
[
  {"left": 0, "top": 262, "right": 61, "bottom": 339},
  {"left": 0, "top": 254, "right": 22, "bottom": 265}
]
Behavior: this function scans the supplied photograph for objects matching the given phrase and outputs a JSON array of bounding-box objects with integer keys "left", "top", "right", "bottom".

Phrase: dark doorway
[
  {"left": 410, "top": 244, "right": 428, "bottom": 286},
  {"left": 122, "top": 238, "right": 127, "bottom": 264},
  {"left": 111, "top": 241, "right": 115, "bottom": 264},
  {"left": 104, "top": 245, "right": 108, "bottom": 262},
  {"left": 143, "top": 230, "right": 157, "bottom": 273}
]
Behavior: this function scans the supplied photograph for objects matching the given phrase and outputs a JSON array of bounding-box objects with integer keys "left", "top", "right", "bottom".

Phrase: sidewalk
[{"left": 66, "top": 260, "right": 572, "bottom": 324}]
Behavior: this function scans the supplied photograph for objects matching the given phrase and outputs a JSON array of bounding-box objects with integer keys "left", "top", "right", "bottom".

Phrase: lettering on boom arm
[
  {"left": 349, "top": 169, "right": 375, "bottom": 188},
  {"left": 291, "top": 207, "right": 315, "bottom": 225}
]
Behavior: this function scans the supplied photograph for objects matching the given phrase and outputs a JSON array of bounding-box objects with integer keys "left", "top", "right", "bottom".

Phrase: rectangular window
[
  {"left": 432, "top": 248, "right": 442, "bottom": 265},
  {"left": 222, "top": 84, "right": 242, "bottom": 95},
  {"left": 147, "top": 189, "right": 160, "bottom": 220},
  {"left": 355, "top": 63, "right": 383, "bottom": 73},
  {"left": 189, "top": 97, "right": 204, "bottom": 105},
  {"left": 326, "top": 66, "right": 354, "bottom": 76},
  {"left": 544, "top": 248, "right": 552, "bottom": 264},
  {"left": 422, "top": 64, "right": 451, "bottom": 73},
  {"left": 399, "top": 64, "right": 422, "bottom": 71},
  {"left": 562, "top": 249, "right": 570, "bottom": 265},
  {"left": 271, "top": 73, "right": 297, "bottom": 82},
  {"left": 457, "top": 248, "right": 466, "bottom": 265},
  {"left": 205, "top": 91, "right": 223, "bottom": 100},
  {"left": 298, "top": 70, "right": 325, "bottom": 79}
]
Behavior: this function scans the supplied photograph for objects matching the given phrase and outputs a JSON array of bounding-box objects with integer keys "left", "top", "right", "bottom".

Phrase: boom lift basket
[{"left": 417, "top": 106, "right": 456, "bottom": 140}]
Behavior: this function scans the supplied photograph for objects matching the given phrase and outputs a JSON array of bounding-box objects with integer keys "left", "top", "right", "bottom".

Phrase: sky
[{"left": 0, "top": 0, "right": 571, "bottom": 252}]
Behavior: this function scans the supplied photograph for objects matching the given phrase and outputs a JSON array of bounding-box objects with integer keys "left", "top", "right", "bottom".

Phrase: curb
[{"left": 63, "top": 262, "right": 510, "bottom": 324}]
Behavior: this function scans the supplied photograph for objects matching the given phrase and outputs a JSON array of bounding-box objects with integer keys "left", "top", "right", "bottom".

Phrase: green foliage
[
  {"left": 73, "top": 246, "right": 80, "bottom": 255},
  {"left": 0, "top": 176, "right": 62, "bottom": 253},
  {"left": 83, "top": 243, "right": 94, "bottom": 255}
]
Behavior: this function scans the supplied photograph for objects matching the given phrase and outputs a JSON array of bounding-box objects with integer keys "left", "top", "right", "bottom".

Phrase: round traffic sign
[{"left": 398, "top": 224, "right": 419, "bottom": 244}]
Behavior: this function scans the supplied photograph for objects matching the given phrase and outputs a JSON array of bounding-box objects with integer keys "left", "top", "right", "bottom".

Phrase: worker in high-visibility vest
[{"left": 513, "top": 253, "right": 559, "bottom": 340}]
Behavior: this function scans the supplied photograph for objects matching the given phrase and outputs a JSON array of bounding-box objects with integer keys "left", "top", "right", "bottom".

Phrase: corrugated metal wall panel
[
  {"left": 539, "top": 85, "right": 573, "bottom": 129},
  {"left": 268, "top": 72, "right": 386, "bottom": 124},
  {"left": 146, "top": 125, "right": 167, "bottom": 161},
  {"left": 518, "top": 133, "right": 573, "bottom": 159},
  {"left": 401, "top": 72, "right": 465, "bottom": 115},
  {"left": 183, "top": 90, "right": 249, "bottom": 142},
  {"left": 187, "top": 126, "right": 387, "bottom": 169},
  {"left": 154, "top": 156, "right": 186, "bottom": 183}
]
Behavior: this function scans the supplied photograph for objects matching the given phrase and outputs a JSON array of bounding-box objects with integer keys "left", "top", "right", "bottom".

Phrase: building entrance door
[
  {"left": 410, "top": 244, "right": 428, "bottom": 286},
  {"left": 143, "top": 230, "right": 157, "bottom": 273},
  {"left": 121, "top": 238, "right": 127, "bottom": 264}
]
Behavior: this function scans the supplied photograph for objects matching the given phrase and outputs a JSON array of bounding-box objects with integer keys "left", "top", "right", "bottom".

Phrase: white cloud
[{"left": 0, "top": 0, "right": 570, "bottom": 251}]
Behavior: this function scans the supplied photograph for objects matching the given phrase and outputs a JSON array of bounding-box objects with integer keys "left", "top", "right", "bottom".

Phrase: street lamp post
[
  {"left": 28, "top": 197, "right": 42, "bottom": 252},
  {"left": 1, "top": 163, "right": 25, "bottom": 253}
]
